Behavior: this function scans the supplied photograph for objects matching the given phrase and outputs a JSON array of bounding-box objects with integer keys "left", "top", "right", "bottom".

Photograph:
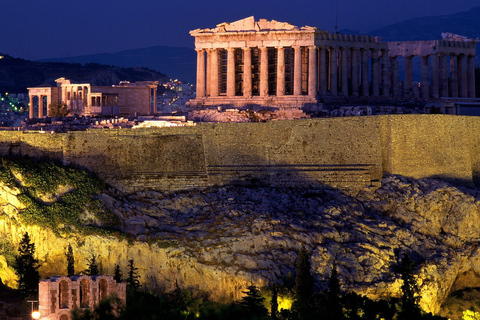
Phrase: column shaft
[
  {"left": 39, "top": 96, "right": 44, "bottom": 118},
  {"left": 260, "top": 47, "right": 269, "bottom": 97},
  {"left": 351, "top": 48, "right": 359, "bottom": 96},
  {"left": 294, "top": 46, "right": 302, "bottom": 96},
  {"left": 468, "top": 55, "right": 476, "bottom": 98},
  {"left": 227, "top": 48, "right": 236, "bottom": 97},
  {"left": 29, "top": 95, "right": 34, "bottom": 119},
  {"left": 405, "top": 56, "right": 413, "bottom": 96},
  {"left": 449, "top": 54, "right": 458, "bottom": 98},
  {"left": 308, "top": 46, "right": 317, "bottom": 97},
  {"left": 206, "top": 50, "right": 212, "bottom": 96},
  {"left": 381, "top": 50, "right": 390, "bottom": 97},
  {"left": 210, "top": 49, "right": 219, "bottom": 97},
  {"left": 431, "top": 54, "right": 439, "bottom": 98},
  {"left": 276, "top": 47, "right": 285, "bottom": 96},
  {"left": 361, "top": 49, "right": 369, "bottom": 96},
  {"left": 391, "top": 57, "right": 400, "bottom": 97},
  {"left": 243, "top": 48, "right": 252, "bottom": 97},
  {"left": 371, "top": 50, "right": 379, "bottom": 97},
  {"left": 329, "top": 47, "right": 338, "bottom": 96},
  {"left": 340, "top": 47, "right": 348, "bottom": 96},
  {"left": 439, "top": 54, "right": 449, "bottom": 97},
  {"left": 421, "top": 56, "right": 430, "bottom": 98},
  {"left": 458, "top": 54, "right": 468, "bottom": 98},
  {"left": 319, "top": 47, "right": 327, "bottom": 95},
  {"left": 195, "top": 49, "right": 206, "bottom": 98}
]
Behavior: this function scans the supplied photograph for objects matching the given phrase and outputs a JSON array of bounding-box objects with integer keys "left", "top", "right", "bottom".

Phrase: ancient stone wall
[{"left": 0, "top": 115, "right": 479, "bottom": 192}]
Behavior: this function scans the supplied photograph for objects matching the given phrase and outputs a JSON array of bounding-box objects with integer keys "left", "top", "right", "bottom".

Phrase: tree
[
  {"left": 240, "top": 284, "right": 268, "bottom": 319},
  {"left": 48, "top": 101, "right": 69, "bottom": 118},
  {"left": 270, "top": 285, "right": 278, "bottom": 320},
  {"left": 114, "top": 264, "right": 122, "bottom": 283},
  {"left": 398, "top": 254, "right": 421, "bottom": 320},
  {"left": 85, "top": 254, "right": 99, "bottom": 276},
  {"left": 66, "top": 244, "right": 75, "bottom": 276},
  {"left": 14, "top": 232, "right": 40, "bottom": 297},
  {"left": 127, "top": 259, "right": 140, "bottom": 290},
  {"left": 326, "top": 263, "right": 343, "bottom": 320},
  {"left": 291, "top": 245, "right": 315, "bottom": 319}
]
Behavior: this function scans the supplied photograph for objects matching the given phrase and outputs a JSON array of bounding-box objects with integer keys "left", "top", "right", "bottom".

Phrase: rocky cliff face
[{"left": 0, "top": 172, "right": 479, "bottom": 316}]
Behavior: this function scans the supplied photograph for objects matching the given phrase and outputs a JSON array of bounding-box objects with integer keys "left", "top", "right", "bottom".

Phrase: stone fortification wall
[{"left": 0, "top": 115, "right": 478, "bottom": 191}]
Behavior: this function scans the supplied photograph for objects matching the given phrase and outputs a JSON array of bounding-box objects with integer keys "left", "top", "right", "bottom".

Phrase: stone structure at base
[
  {"left": 38, "top": 275, "right": 126, "bottom": 320},
  {"left": 28, "top": 78, "right": 158, "bottom": 119},
  {"left": 187, "top": 17, "right": 477, "bottom": 108}
]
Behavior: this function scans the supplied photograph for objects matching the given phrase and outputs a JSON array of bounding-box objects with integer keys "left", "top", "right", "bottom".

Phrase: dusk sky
[{"left": 1, "top": 0, "right": 479, "bottom": 60}]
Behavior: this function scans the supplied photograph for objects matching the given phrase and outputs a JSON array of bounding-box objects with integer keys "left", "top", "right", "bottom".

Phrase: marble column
[
  {"left": 308, "top": 46, "right": 317, "bottom": 97},
  {"left": 420, "top": 55, "right": 430, "bottom": 98},
  {"left": 439, "top": 54, "right": 449, "bottom": 97},
  {"left": 243, "top": 47, "right": 252, "bottom": 97},
  {"left": 449, "top": 53, "right": 458, "bottom": 98},
  {"left": 329, "top": 47, "right": 338, "bottom": 96},
  {"left": 294, "top": 46, "right": 302, "bottom": 96},
  {"left": 390, "top": 56, "right": 400, "bottom": 97},
  {"left": 39, "top": 95, "right": 44, "bottom": 118},
  {"left": 227, "top": 48, "right": 236, "bottom": 97},
  {"left": 458, "top": 54, "right": 468, "bottom": 98},
  {"left": 468, "top": 55, "right": 476, "bottom": 98},
  {"left": 153, "top": 88, "right": 157, "bottom": 114},
  {"left": 195, "top": 49, "right": 206, "bottom": 98},
  {"left": 381, "top": 49, "right": 390, "bottom": 97},
  {"left": 319, "top": 46, "right": 327, "bottom": 95},
  {"left": 260, "top": 47, "right": 269, "bottom": 97},
  {"left": 371, "top": 50, "right": 379, "bottom": 97},
  {"left": 340, "top": 47, "right": 348, "bottom": 96},
  {"left": 29, "top": 95, "right": 34, "bottom": 119},
  {"left": 351, "top": 48, "right": 359, "bottom": 96},
  {"left": 206, "top": 50, "right": 212, "bottom": 96},
  {"left": 361, "top": 49, "right": 369, "bottom": 96},
  {"left": 405, "top": 55, "right": 413, "bottom": 96},
  {"left": 210, "top": 49, "right": 219, "bottom": 97},
  {"left": 430, "top": 54, "right": 439, "bottom": 98},
  {"left": 276, "top": 47, "right": 285, "bottom": 96}
]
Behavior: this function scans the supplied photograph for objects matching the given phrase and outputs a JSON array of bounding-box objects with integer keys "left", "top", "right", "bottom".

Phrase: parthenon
[{"left": 187, "top": 16, "right": 477, "bottom": 107}]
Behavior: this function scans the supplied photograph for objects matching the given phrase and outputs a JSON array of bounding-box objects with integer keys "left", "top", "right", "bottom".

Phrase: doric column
[
  {"left": 390, "top": 56, "right": 400, "bottom": 97},
  {"left": 294, "top": 46, "right": 302, "bottom": 96},
  {"left": 210, "top": 49, "right": 219, "bottom": 97},
  {"left": 430, "top": 54, "right": 439, "bottom": 98},
  {"left": 468, "top": 55, "right": 476, "bottom": 98},
  {"left": 405, "top": 55, "right": 413, "bottom": 96},
  {"left": 38, "top": 95, "right": 44, "bottom": 118},
  {"left": 195, "top": 49, "right": 206, "bottom": 98},
  {"left": 260, "top": 47, "right": 269, "bottom": 97},
  {"left": 458, "top": 54, "right": 468, "bottom": 98},
  {"left": 319, "top": 46, "right": 327, "bottom": 95},
  {"left": 227, "top": 48, "right": 236, "bottom": 97},
  {"left": 29, "top": 95, "right": 34, "bottom": 119},
  {"left": 361, "top": 49, "right": 369, "bottom": 96},
  {"left": 308, "top": 46, "right": 317, "bottom": 97},
  {"left": 449, "top": 53, "right": 458, "bottom": 98},
  {"left": 243, "top": 47, "right": 252, "bottom": 97},
  {"left": 439, "top": 54, "right": 448, "bottom": 97},
  {"left": 340, "top": 47, "right": 348, "bottom": 96},
  {"left": 371, "top": 49, "right": 379, "bottom": 97},
  {"left": 153, "top": 87, "right": 157, "bottom": 114},
  {"left": 381, "top": 49, "right": 390, "bottom": 97},
  {"left": 420, "top": 55, "right": 430, "bottom": 98},
  {"left": 46, "top": 95, "right": 51, "bottom": 116},
  {"left": 206, "top": 49, "right": 212, "bottom": 96},
  {"left": 276, "top": 47, "right": 285, "bottom": 96},
  {"left": 329, "top": 47, "right": 338, "bottom": 96},
  {"left": 351, "top": 48, "right": 359, "bottom": 96}
]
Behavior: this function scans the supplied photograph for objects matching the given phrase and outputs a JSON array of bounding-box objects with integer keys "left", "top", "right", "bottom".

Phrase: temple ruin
[
  {"left": 188, "top": 16, "right": 477, "bottom": 107},
  {"left": 28, "top": 78, "right": 158, "bottom": 118},
  {"left": 38, "top": 275, "right": 126, "bottom": 320}
]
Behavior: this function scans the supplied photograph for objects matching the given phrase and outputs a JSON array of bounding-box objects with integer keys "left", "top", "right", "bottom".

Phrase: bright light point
[
  {"left": 32, "top": 311, "right": 41, "bottom": 319},
  {"left": 278, "top": 296, "right": 293, "bottom": 310}
]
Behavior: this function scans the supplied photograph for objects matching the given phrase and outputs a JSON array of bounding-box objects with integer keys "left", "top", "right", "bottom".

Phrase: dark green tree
[
  {"left": 127, "top": 259, "right": 140, "bottom": 290},
  {"left": 398, "top": 254, "right": 421, "bottom": 320},
  {"left": 292, "top": 245, "right": 314, "bottom": 319},
  {"left": 85, "top": 254, "right": 99, "bottom": 276},
  {"left": 270, "top": 284, "right": 278, "bottom": 320},
  {"left": 14, "top": 232, "right": 40, "bottom": 297},
  {"left": 66, "top": 244, "right": 75, "bottom": 276},
  {"left": 48, "top": 102, "right": 69, "bottom": 118},
  {"left": 113, "top": 264, "right": 122, "bottom": 283},
  {"left": 240, "top": 284, "right": 269, "bottom": 319},
  {"left": 326, "top": 263, "right": 343, "bottom": 320}
]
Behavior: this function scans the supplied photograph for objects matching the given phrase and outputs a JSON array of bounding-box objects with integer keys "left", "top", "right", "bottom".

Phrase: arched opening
[
  {"left": 60, "top": 314, "right": 69, "bottom": 320},
  {"left": 59, "top": 280, "right": 69, "bottom": 309},
  {"left": 99, "top": 279, "right": 108, "bottom": 301},
  {"left": 80, "top": 279, "right": 90, "bottom": 308}
]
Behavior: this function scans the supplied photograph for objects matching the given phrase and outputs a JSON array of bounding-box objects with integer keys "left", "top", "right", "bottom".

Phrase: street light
[{"left": 32, "top": 311, "right": 41, "bottom": 319}]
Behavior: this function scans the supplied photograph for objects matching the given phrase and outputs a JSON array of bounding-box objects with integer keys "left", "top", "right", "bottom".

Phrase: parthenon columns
[
  {"left": 308, "top": 46, "right": 317, "bottom": 97},
  {"left": 276, "top": 47, "right": 285, "bottom": 96},
  {"left": 329, "top": 47, "right": 338, "bottom": 96},
  {"left": 404, "top": 56, "right": 413, "bottom": 96},
  {"left": 421, "top": 56, "right": 429, "bottom": 98},
  {"left": 390, "top": 56, "right": 400, "bottom": 97},
  {"left": 29, "top": 95, "right": 34, "bottom": 119},
  {"left": 381, "top": 50, "right": 390, "bottom": 97},
  {"left": 195, "top": 49, "right": 205, "bottom": 98},
  {"left": 458, "top": 54, "right": 468, "bottom": 98},
  {"left": 260, "top": 47, "right": 269, "bottom": 97},
  {"left": 468, "top": 55, "right": 476, "bottom": 98},
  {"left": 371, "top": 50, "right": 380, "bottom": 97},
  {"left": 340, "top": 47, "right": 348, "bottom": 96},
  {"left": 450, "top": 54, "right": 458, "bottom": 97},
  {"left": 430, "top": 54, "right": 439, "bottom": 98},
  {"left": 227, "top": 48, "right": 235, "bottom": 97},
  {"left": 243, "top": 47, "right": 252, "bottom": 97},
  {"left": 361, "top": 49, "right": 369, "bottom": 96},
  {"left": 351, "top": 48, "right": 359, "bottom": 96},
  {"left": 439, "top": 54, "right": 449, "bottom": 97},
  {"left": 293, "top": 46, "right": 302, "bottom": 96},
  {"left": 319, "top": 47, "right": 327, "bottom": 95},
  {"left": 210, "top": 49, "right": 219, "bottom": 97}
]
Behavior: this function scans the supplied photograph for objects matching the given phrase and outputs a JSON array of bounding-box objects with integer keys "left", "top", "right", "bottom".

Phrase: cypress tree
[
  {"left": 398, "top": 254, "right": 421, "bottom": 320},
  {"left": 15, "top": 232, "right": 40, "bottom": 297},
  {"left": 271, "top": 284, "right": 278, "bottom": 320},
  {"left": 85, "top": 254, "right": 99, "bottom": 276},
  {"left": 240, "top": 284, "right": 268, "bottom": 319},
  {"left": 114, "top": 264, "right": 123, "bottom": 283},
  {"left": 66, "top": 244, "right": 75, "bottom": 276},
  {"left": 127, "top": 259, "right": 140, "bottom": 290}
]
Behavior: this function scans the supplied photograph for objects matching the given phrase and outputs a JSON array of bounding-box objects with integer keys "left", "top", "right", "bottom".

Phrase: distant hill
[
  {"left": 368, "top": 6, "right": 480, "bottom": 41},
  {"left": 40, "top": 46, "right": 196, "bottom": 84},
  {"left": 0, "top": 54, "right": 169, "bottom": 94}
]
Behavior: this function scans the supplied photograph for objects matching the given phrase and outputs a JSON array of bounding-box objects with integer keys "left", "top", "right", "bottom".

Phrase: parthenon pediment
[{"left": 192, "top": 16, "right": 301, "bottom": 34}]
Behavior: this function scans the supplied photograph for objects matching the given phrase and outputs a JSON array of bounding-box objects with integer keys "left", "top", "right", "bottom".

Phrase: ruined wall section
[{"left": 0, "top": 115, "right": 476, "bottom": 191}]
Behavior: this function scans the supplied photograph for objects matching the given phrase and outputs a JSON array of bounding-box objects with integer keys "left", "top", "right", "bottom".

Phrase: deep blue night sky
[{"left": 1, "top": 0, "right": 479, "bottom": 60}]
